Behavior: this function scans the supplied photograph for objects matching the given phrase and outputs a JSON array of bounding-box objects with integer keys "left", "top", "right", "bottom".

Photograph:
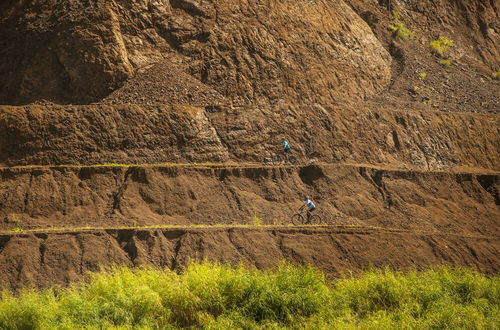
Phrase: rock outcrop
[
  {"left": 0, "top": 0, "right": 391, "bottom": 105},
  {"left": 1, "top": 104, "right": 498, "bottom": 170}
]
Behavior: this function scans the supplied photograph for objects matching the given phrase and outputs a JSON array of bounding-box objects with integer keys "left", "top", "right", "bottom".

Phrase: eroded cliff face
[
  {"left": 0, "top": 0, "right": 499, "bottom": 291},
  {"left": 0, "top": 164, "right": 498, "bottom": 236},
  {"left": 1, "top": 104, "right": 498, "bottom": 170},
  {"left": 0, "top": 0, "right": 392, "bottom": 105},
  {"left": 0, "top": 227, "right": 498, "bottom": 289}
]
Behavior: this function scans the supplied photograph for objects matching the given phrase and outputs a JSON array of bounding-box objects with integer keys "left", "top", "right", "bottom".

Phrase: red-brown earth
[
  {"left": 0, "top": 0, "right": 498, "bottom": 288},
  {"left": 0, "top": 226, "right": 498, "bottom": 289}
]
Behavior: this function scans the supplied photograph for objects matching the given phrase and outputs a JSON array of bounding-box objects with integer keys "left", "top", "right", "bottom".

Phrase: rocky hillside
[
  {"left": 1, "top": 227, "right": 497, "bottom": 289},
  {"left": 1, "top": 103, "right": 498, "bottom": 168},
  {"left": 0, "top": 0, "right": 498, "bottom": 289},
  {"left": 1, "top": 163, "right": 499, "bottom": 234},
  {"left": 1, "top": 0, "right": 498, "bottom": 110},
  {"left": 1, "top": 0, "right": 393, "bottom": 105}
]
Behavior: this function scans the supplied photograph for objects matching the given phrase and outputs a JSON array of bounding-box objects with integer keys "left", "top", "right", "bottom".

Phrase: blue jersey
[
  {"left": 304, "top": 199, "right": 315, "bottom": 210},
  {"left": 281, "top": 141, "right": 291, "bottom": 150}
]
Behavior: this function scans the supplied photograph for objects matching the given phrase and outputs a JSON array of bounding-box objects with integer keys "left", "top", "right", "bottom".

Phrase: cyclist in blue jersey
[
  {"left": 299, "top": 196, "right": 316, "bottom": 222},
  {"left": 281, "top": 137, "right": 292, "bottom": 162}
]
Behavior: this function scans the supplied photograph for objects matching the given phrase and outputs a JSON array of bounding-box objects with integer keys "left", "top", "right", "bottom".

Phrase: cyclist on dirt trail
[
  {"left": 299, "top": 196, "right": 316, "bottom": 222},
  {"left": 281, "top": 137, "right": 292, "bottom": 161}
]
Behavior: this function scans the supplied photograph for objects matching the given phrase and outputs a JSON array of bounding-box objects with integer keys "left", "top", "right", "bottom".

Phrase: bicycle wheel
[
  {"left": 286, "top": 154, "right": 297, "bottom": 165},
  {"left": 271, "top": 154, "right": 284, "bottom": 166},
  {"left": 291, "top": 213, "right": 305, "bottom": 225},
  {"left": 309, "top": 214, "right": 323, "bottom": 225}
]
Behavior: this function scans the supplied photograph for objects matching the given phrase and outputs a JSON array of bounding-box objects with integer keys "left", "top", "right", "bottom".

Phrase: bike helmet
[{"left": 304, "top": 195, "right": 310, "bottom": 200}]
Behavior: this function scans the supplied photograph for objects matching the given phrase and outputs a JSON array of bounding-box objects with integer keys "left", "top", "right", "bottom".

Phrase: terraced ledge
[
  {"left": 0, "top": 226, "right": 497, "bottom": 289},
  {"left": 1, "top": 104, "right": 498, "bottom": 170},
  {"left": 1, "top": 163, "right": 498, "bottom": 235},
  {"left": 1, "top": 161, "right": 499, "bottom": 175},
  {"left": 1, "top": 224, "right": 497, "bottom": 240}
]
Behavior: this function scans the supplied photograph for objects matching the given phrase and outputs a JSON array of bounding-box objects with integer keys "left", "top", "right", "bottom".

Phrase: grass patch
[
  {"left": 0, "top": 223, "right": 332, "bottom": 235},
  {"left": 439, "top": 59, "right": 453, "bottom": 67},
  {"left": 389, "top": 10, "right": 414, "bottom": 39},
  {"left": 0, "top": 263, "right": 498, "bottom": 329},
  {"left": 251, "top": 211, "right": 263, "bottom": 226},
  {"left": 418, "top": 72, "right": 427, "bottom": 80},
  {"left": 192, "top": 162, "right": 222, "bottom": 167},
  {"left": 430, "top": 36, "right": 454, "bottom": 55},
  {"left": 493, "top": 69, "right": 500, "bottom": 80},
  {"left": 92, "top": 163, "right": 133, "bottom": 167}
]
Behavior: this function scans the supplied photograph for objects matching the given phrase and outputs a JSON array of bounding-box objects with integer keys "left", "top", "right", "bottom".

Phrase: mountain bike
[
  {"left": 269, "top": 150, "right": 297, "bottom": 166},
  {"left": 291, "top": 211, "right": 323, "bottom": 225}
]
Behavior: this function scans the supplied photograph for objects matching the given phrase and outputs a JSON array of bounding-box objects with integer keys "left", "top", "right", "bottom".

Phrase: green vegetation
[
  {"left": 493, "top": 69, "right": 500, "bottom": 80},
  {"left": 0, "top": 263, "right": 498, "bottom": 329},
  {"left": 419, "top": 72, "right": 427, "bottom": 80},
  {"left": 11, "top": 227, "right": 23, "bottom": 233},
  {"left": 2, "top": 222, "right": 344, "bottom": 235},
  {"left": 430, "top": 36, "right": 454, "bottom": 55},
  {"left": 251, "top": 211, "right": 263, "bottom": 226},
  {"left": 193, "top": 162, "right": 221, "bottom": 167},
  {"left": 439, "top": 59, "right": 453, "bottom": 67},
  {"left": 92, "top": 163, "right": 133, "bottom": 167},
  {"left": 389, "top": 10, "right": 414, "bottom": 39}
]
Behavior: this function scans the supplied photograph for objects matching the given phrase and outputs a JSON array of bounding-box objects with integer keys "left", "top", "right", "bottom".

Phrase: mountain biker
[
  {"left": 299, "top": 196, "right": 316, "bottom": 222},
  {"left": 281, "top": 137, "right": 291, "bottom": 161}
]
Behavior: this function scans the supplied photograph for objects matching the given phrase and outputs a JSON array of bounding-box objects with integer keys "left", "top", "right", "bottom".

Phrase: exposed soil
[
  {"left": 0, "top": 226, "right": 497, "bottom": 290},
  {"left": 1, "top": 104, "right": 498, "bottom": 169},
  {"left": 0, "top": 164, "right": 498, "bottom": 237},
  {"left": 362, "top": 43, "right": 500, "bottom": 114},
  {"left": 0, "top": 0, "right": 392, "bottom": 106},
  {"left": 101, "top": 60, "right": 226, "bottom": 106},
  {"left": 344, "top": 0, "right": 500, "bottom": 114},
  {"left": 1, "top": 0, "right": 498, "bottom": 112},
  {"left": 0, "top": 1, "right": 498, "bottom": 289}
]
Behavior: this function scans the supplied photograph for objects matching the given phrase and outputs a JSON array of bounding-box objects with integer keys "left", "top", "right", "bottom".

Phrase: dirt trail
[{"left": 1, "top": 163, "right": 498, "bottom": 237}]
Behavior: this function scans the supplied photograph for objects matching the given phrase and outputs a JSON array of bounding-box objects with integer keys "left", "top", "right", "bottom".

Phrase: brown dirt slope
[
  {"left": 0, "top": 0, "right": 498, "bottom": 112},
  {"left": 0, "top": 227, "right": 497, "bottom": 289},
  {"left": 0, "top": 1, "right": 499, "bottom": 289},
  {"left": 0, "top": 0, "right": 391, "bottom": 106},
  {"left": 1, "top": 164, "right": 498, "bottom": 236},
  {"left": 101, "top": 60, "right": 227, "bottom": 106},
  {"left": 344, "top": 0, "right": 500, "bottom": 114},
  {"left": 1, "top": 104, "right": 498, "bottom": 170},
  {"left": 345, "top": 0, "right": 499, "bottom": 69}
]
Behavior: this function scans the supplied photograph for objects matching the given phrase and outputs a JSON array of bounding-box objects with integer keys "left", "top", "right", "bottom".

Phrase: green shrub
[
  {"left": 0, "top": 289, "right": 58, "bottom": 329},
  {"left": 251, "top": 212, "right": 263, "bottom": 226},
  {"left": 389, "top": 10, "right": 414, "bottom": 39},
  {"left": 430, "top": 36, "right": 454, "bottom": 54},
  {"left": 0, "top": 263, "right": 498, "bottom": 329},
  {"left": 439, "top": 59, "right": 453, "bottom": 66},
  {"left": 493, "top": 69, "right": 500, "bottom": 80},
  {"left": 330, "top": 267, "right": 499, "bottom": 329}
]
